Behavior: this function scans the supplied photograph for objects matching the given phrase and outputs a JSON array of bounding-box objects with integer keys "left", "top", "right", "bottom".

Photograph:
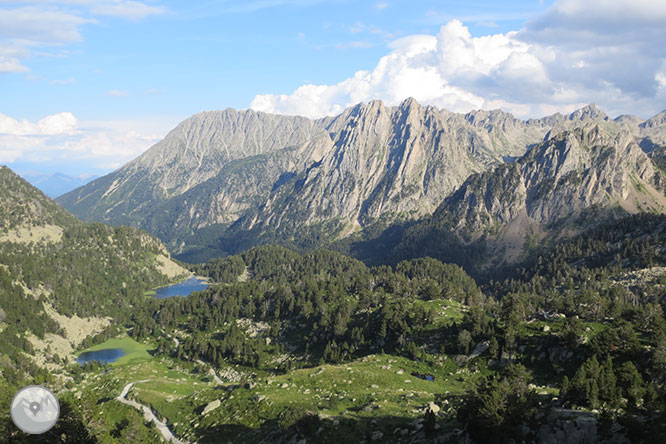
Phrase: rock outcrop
[{"left": 393, "top": 123, "right": 666, "bottom": 268}]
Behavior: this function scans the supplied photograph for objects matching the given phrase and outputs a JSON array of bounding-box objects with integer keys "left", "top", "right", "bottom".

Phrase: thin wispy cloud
[
  {"left": 91, "top": 1, "right": 166, "bottom": 20},
  {"left": 49, "top": 77, "right": 76, "bottom": 85},
  {"left": 215, "top": 0, "right": 336, "bottom": 14},
  {"left": 423, "top": 9, "right": 535, "bottom": 27},
  {"left": 107, "top": 89, "right": 128, "bottom": 97},
  {"left": 348, "top": 21, "right": 395, "bottom": 40},
  {"left": 335, "top": 40, "right": 373, "bottom": 50},
  {"left": 0, "top": 1, "right": 166, "bottom": 74}
]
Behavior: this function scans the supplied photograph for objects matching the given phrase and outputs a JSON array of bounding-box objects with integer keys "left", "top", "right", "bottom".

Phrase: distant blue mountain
[{"left": 23, "top": 172, "right": 99, "bottom": 198}]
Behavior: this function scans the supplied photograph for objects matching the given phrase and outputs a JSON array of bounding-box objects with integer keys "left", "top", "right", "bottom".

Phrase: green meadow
[{"left": 78, "top": 336, "right": 153, "bottom": 366}]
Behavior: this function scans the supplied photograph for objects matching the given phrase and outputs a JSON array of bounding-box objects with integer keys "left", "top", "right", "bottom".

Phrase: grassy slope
[
  {"left": 71, "top": 301, "right": 478, "bottom": 443},
  {"left": 69, "top": 288, "right": 634, "bottom": 443}
]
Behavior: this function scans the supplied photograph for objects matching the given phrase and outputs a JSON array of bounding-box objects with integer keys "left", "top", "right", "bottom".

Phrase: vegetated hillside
[
  {"left": 57, "top": 101, "right": 651, "bottom": 264},
  {"left": 376, "top": 123, "right": 666, "bottom": 275},
  {"left": 6, "top": 172, "right": 666, "bottom": 442},
  {"left": 70, "top": 215, "right": 666, "bottom": 444},
  {"left": 1, "top": 165, "right": 79, "bottom": 231},
  {"left": 137, "top": 142, "right": 329, "bottom": 259},
  {"left": 0, "top": 165, "right": 188, "bottom": 439}
]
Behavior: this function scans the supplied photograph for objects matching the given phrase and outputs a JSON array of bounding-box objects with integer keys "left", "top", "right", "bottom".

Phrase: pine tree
[
  {"left": 489, "top": 336, "right": 499, "bottom": 359},
  {"left": 617, "top": 361, "right": 645, "bottom": 408},
  {"left": 599, "top": 355, "right": 618, "bottom": 406},
  {"left": 561, "top": 375, "right": 570, "bottom": 397},
  {"left": 585, "top": 356, "right": 601, "bottom": 407},
  {"left": 458, "top": 329, "right": 473, "bottom": 355}
]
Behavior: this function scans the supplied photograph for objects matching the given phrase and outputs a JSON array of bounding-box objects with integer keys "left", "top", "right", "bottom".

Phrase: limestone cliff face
[
  {"left": 640, "top": 110, "right": 666, "bottom": 145},
  {"left": 242, "top": 98, "right": 554, "bottom": 236},
  {"left": 520, "top": 126, "right": 659, "bottom": 223},
  {"left": 57, "top": 100, "right": 666, "bottom": 258},
  {"left": 395, "top": 124, "right": 666, "bottom": 267},
  {"left": 129, "top": 109, "right": 330, "bottom": 194},
  {"left": 57, "top": 109, "right": 332, "bottom": 227},
  {"left": 138, "top": 138, "right": 331, "bottom": 241}
]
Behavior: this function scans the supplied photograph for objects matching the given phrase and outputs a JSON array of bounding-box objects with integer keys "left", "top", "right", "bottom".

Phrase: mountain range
[
  {"left": 57, "top": 99, "right": 666, "bottom": 266},
  {"left": 386, "top": 123, "right": 666, "bottom": 273},
  {"left": 21, "top": 172, "right": 98, "bottom": 198},
  {"left": 3, "top": 102, "right": 666, "bottom": 443}
]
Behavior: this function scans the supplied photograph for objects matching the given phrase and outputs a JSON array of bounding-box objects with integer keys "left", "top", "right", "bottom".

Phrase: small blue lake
[
  {"left": 77, "top": 348, "right": 125, "bottom": 365},
  {"left": 153, "top": 276, "right": 209, "bottom": 299}
]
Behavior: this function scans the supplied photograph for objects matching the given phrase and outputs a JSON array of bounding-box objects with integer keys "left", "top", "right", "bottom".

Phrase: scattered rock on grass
[
  {"left": 425, "top": 402, "right": 440, "bottom": 414},
  {"left": 202, "top": 399, "right": 221, "bottom": 415}
]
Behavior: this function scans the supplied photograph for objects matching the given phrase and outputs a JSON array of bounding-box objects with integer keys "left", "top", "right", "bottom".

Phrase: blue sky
[{"left": 1, "top": 0, "right": 666, "bottom": 177}]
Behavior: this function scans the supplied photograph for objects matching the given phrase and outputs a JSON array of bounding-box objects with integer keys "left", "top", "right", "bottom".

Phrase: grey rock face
[
  {"left": 56, "top": 100, "right": 666, "bottom": 257},
  {"left": 57, "top": 109, "right": 331, "bottom": 228},
  {"left": 397, "top": 123, "right": 666, "bottom": 267},
  {"left": 236, "top": 98, "right": 566, "bottom": 239},
  {"left": 129, "top": 108, "right": 329, "bottom": 195},
  {"left": 639, "top": 110, "right": 666, "bottom": 145}
]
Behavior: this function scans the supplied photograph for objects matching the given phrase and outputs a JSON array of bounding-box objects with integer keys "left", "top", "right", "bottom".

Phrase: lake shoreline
[
  {"left": 151, "top": 275, "right": 210, "bottom": 299},
  {"left": 77, "top": 348, "right": 125, "bottom": 365},
  {"left": 75, "top": 336, "right": 152, "bottom": 366}
]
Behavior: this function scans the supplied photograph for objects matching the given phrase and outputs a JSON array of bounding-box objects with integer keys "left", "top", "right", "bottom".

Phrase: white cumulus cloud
[
  {"left": 0, "top": 112, "right": 165, "bottom": 169},
  {"left": 251, "top": 21, "right": 538, "bottom": 118},
  {"left": 0, "top": 56, "right": 29, "bottom": 73},
  {"left": 251, "top": 0, "right": 666, "bottom": 119},
  {"left": 0, "top": 112, "right": 78, "bottom": 136}
]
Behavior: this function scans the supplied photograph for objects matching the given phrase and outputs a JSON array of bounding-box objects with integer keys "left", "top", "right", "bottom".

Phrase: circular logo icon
[{"left": 10, "top": 385, "right": 59, "bottom": 434}]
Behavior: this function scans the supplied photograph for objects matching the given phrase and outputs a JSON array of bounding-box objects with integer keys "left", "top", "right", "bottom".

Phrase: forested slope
[{"left": 0, "top": 166, "right": 188, "bottom": 442}]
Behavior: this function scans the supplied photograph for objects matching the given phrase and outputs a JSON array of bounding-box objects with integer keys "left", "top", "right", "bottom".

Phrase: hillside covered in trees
[
  {"left": 2, "top": 162, "right": 666, "bottom": 443},
  {"left": 0, "top": 166, "right": 188, "bottom": 442}
]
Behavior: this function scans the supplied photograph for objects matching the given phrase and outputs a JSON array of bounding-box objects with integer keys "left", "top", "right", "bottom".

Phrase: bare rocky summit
[
  {"left": 243, "top": 99, "right": 549, "bottom": 237},
  {"left": 56, "top": 100, "right": 666, "bottom": 261},
  {"left": 57, "top": 109, "right": 332, "bottom": 228},
  {"left": 392, "top": 123, "right": 666, "bottom": 269}
]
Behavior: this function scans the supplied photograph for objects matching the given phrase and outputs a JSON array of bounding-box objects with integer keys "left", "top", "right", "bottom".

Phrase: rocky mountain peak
[
  {"left": 465, "top": 108, "right": 515, "bottom": 125},
  {"left": 640, "top": 110, "right": 666, "bottom": 129},
  {"left": 524, "top": 124, "right": 642, "bottom": 184},
  {"left": 58, "top": 100, "right": 666, "bottom": 261},
  {"left": 57, "top": 109, "right": 333, "bottom": 228},
  {"left": 614, "top": 114, "right": 644, "bottom": 126},
  {"left": 397, "top": 117, "right": 666, "bottom": 269},
  {"left": 398, "top": 97, "right": 420, "bottom": 111},
  {"left": 324, "top": 99, "right": 390, "bottom": 134},
  {"left": 568, "top": 104, "right": 608, "bottom": 121},
  {"left": 396, "top": 97, "right": 428, "bottom": 126}
]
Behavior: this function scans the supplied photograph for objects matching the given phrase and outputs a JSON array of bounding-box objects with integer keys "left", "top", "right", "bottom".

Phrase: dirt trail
[{"left": 116, "top": 381, "right": 188, "bottom": 444}]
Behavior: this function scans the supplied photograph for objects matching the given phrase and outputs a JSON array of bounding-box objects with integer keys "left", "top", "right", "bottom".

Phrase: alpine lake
[{"left": 77, "top": 276, "right": 209, "bottom": 365}]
